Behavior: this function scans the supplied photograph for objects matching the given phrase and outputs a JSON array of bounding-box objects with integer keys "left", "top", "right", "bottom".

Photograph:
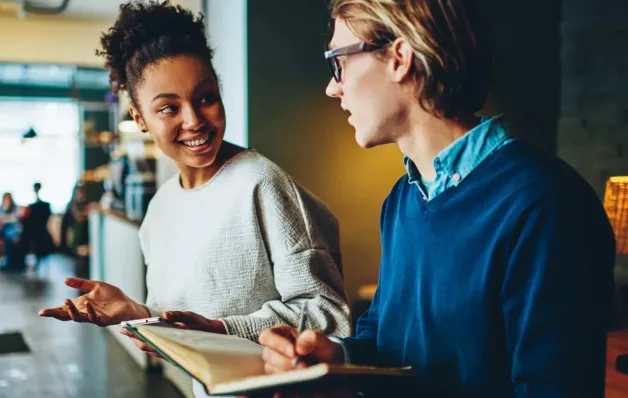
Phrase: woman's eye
[{"left": 159, "top": 105, "right": 178, "bottom": 114}]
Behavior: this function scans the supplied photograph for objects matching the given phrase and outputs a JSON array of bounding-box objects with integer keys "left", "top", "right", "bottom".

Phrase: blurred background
[{"left": 0, "top": 0, "right": 626, "bottom": 397}]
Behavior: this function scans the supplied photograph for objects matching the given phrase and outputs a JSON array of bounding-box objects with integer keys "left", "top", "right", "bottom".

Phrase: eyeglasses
[{"left": 324, "top": 41, "right": 385, "bottom": 83}]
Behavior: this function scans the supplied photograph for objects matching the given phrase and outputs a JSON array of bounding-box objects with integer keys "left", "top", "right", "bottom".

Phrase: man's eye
[{"left": 160, "top": 105, "right": 177, "bottom": 114}]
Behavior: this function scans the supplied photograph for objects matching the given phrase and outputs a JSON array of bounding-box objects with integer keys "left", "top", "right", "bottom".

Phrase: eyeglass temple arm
[{"left": 324, "top": 42, "right": 372, "bottom": 59}]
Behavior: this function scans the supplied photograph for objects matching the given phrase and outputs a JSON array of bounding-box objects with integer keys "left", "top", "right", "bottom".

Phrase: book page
[
  {"left": 211, "top": 363, "right": 331, "bottom": 395},
  {"left": 136, "top": 326, "right": 265, "bottom": 390},
  {"left": 210, "top": 363, "right": 414, "bottom": 395},
  {"left": 137, "top": 326, "right": 263, "bottom": 356}
]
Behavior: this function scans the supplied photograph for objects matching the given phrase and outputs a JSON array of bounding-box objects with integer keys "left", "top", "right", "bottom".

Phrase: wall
[
  {"left": 205, "top": 0, "right": 248, "bottom": 147},
  {"left": 0, "top": 14, "right": 111, "bottom": 67},
  {"left": 479, "top": 0, "right": 561, "bottom": 153},
  {"left": 247, "top": 1, "right": 405, "bottom": 303},
  {"left": 0, "top": 0, "right": 200, "bottom": 68},
  {"left": 558, "top": 0, "right": 628, "bottom": 197}
]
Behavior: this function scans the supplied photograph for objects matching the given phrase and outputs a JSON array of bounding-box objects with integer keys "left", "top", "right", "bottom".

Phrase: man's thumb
[{"left": 295, "top": 330, "right": 332, "bottom": 359}]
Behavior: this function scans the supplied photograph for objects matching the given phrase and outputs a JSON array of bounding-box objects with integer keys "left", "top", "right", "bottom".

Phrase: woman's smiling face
[{"left": 130, "top": 55, "right": 226, "bottom": 171}]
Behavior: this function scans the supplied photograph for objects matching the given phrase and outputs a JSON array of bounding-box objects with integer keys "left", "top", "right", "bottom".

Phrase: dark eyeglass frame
[{"left": 324, "top": 41, "right": 384, "bottom": 83}]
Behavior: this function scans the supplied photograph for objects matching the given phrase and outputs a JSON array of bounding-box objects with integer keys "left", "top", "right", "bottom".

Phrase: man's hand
[
  {"left": 38, "top": 278, "right": 148, "bottom": 326},
  {"left": 258, "top": 327, "right": 359, "bottom": 397},
  {"left": 258, "top": 325, "right": 345, "bottom": 374}
]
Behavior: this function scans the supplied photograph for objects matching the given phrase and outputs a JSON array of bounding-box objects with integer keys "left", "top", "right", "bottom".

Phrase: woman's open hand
[{"left": 38, "top": 278, "right": 149, "bottom": 326}]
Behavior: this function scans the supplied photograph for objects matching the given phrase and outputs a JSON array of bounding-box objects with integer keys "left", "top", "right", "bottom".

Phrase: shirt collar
[
  {"left": 404, "top": 115, "right": 510, "bottom": 184},
  {"left": 404, "top": 155, "right": 421, "bottom": 184}
]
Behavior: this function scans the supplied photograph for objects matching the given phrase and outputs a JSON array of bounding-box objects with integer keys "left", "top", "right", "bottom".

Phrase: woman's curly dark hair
[{"left": 97, "top": 0, "right": 214, "bottom": 105}]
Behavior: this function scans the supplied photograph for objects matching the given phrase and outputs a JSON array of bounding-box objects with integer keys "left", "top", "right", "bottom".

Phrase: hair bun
[{"left": 97, "top": 0, "right": 210, "bottom": 97}]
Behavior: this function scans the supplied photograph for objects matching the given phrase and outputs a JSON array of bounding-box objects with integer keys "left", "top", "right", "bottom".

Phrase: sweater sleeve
[
  {"left": 219, "top": 177, "right": 351, "bottom": 341},
  {"left": 501, "top": 194, "right": 615, "bottom": 398}
]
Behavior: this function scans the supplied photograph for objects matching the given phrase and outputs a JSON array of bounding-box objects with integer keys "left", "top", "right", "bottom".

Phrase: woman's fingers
[
  {"left": 120, "top": 328, "right": 134, "bottom": 338},
  {"left": 64, "top": 299, "right": 85, "bottom": 322},
  {"left": 120, "top": 330, "right": 163, "bottom": 359},
  {"left": 97, "top": 311, "right": 113, "bottom": 326},
  {"left": 38, "top": 306, "right": 71, "bottom": 321},
  {"left": 163, "top": 311, "right": 197, "bottom": 323},
  {"left": 64, "top": 277, "right": 99, "bottom": 293},
  {"left": 147, "top": 351, "right": 163, "bottom": 358},
  {"left": 129, "top": 336, "right": 156, "bottom": 353},
  {"left": 121, "top": 331, "right": 157, "bottom": 354},
  {"left": 84, "top": 300, "right": 98, "bottom": 324},
  {"left": 163, "top": 311, "right": 211, "bottom": 331}
]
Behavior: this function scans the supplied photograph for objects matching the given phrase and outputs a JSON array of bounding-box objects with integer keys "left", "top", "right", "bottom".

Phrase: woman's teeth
[{"left": 181, "top": 134, "right": 210, "bottom": 147}]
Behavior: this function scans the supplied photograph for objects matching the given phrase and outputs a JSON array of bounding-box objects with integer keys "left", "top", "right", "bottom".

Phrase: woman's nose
[{"left": 181, "top": 105, "right": 205, "bottom": 131}]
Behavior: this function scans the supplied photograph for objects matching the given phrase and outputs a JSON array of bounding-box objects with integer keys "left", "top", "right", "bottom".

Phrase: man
[
  {"left": 258, "top": 0, "right": 616, "bottom": 396},
  {"left": 22, "top": 182, "right": 55, "bottom": 267}
]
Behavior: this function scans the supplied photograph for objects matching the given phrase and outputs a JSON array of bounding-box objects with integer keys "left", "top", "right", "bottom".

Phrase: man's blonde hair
[{"left": 330, "top": 0, "right": 492, "bottom": 118}]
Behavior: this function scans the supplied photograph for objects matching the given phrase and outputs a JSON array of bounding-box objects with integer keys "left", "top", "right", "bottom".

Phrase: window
[{"left": 0, "top": 99, "right": 80, "bottom": 213}]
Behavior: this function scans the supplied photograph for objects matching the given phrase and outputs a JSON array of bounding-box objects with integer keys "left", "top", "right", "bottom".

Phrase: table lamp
[
  {"left": 603, "top": 176, "right": 628, "bottom": 375},
  {"left": 604, "top": 176, "right": 628, "bottom": 259}
]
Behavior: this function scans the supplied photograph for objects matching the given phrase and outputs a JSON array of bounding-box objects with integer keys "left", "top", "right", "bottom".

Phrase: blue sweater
[{"left": 342, "top": 141, "right": 616, "bottom": 397}]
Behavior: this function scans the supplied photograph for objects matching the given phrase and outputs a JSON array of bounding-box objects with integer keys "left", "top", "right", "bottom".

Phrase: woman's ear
[{"left": 129, "top": 105, "right": 148, "bottom": 133}]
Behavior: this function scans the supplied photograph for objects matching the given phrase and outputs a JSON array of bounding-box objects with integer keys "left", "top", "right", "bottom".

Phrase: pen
[{"left": 292, "top": 301, "right": 309, "bottom": 368}]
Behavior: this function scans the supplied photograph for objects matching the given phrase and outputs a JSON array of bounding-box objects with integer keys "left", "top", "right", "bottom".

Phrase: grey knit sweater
[{"left": 139, "top": 150, "right": 351, "bottom": 343}]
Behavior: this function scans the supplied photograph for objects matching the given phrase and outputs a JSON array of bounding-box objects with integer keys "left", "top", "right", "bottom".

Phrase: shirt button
[
  {"left": 452, "top": 173, "right": 461, "bottom": 182},
  {"left": 422, "top": 195, "right": 427, "bottom": 201}
]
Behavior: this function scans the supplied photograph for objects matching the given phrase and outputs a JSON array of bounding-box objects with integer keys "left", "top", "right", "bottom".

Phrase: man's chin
[{"left": 355, "top": 131, "right": 384, "bottom": 149}]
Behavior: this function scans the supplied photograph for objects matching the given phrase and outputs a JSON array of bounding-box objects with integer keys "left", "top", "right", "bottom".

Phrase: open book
[{"left": 124, "top": 323, "right": 415, "bottom": 395}]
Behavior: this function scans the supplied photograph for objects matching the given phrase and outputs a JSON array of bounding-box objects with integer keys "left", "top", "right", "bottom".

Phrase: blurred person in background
[
  {"left": 0, "top": 192, "right": 25, "bottom": 271},
  {"left": 58, "top": 183, "right": 89, "bottom": 258},
  {"left": 21, "top": 182, "right": 55, "bottom": 268}
]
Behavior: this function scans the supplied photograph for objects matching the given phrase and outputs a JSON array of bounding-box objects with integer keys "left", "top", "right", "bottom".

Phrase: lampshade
[
  {"left": 603, "top": 176, "right": 628, "bottom": 255},
  {"left": 21, "top": 127, "right": 37, "bottom": 144},
  {"left": 23, "top": 127, "right": 37, "bottom": 139}
]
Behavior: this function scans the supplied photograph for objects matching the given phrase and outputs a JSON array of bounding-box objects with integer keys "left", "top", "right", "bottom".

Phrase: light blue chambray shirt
[{"left": 404, "top": 115, "right": 514, "bottom": 201}]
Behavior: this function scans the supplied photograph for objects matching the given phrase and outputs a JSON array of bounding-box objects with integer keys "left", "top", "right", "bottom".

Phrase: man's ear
[
  {"left": 389, "top": 38, "right": 415, "bottom": 83},
  {"left": 129, "top": 105, "right": 148, "bottom": 133}
]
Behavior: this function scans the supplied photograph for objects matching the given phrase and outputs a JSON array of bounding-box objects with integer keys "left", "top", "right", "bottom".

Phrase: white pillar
[{"left": 205, "top": 0, "right": 248, "bottom": 147}]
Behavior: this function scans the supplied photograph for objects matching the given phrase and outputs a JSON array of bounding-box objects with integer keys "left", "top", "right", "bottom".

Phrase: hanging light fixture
[{"left": 22, "top": 127, "right": 37, "bottom": 143}]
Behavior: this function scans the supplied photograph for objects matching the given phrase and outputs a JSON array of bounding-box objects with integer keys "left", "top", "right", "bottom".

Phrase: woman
[
  {"left": 259, "top": 0, "right": 615, "bottom": 397},
  {"left": 0, "top": 192, "right": 25, "bottom": 271},
  {"left": 58, "top": 183, "right": 88, "bottom": 257},
  {"left": 39, "top": 2, "right": 350, "bottom": 396}
]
